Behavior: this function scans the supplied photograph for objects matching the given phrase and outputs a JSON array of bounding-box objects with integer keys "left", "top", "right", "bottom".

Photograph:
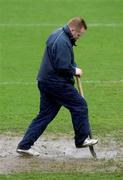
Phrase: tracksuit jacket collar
[{"left": 63, "top": 25, "right": 77, "bottom": 46}]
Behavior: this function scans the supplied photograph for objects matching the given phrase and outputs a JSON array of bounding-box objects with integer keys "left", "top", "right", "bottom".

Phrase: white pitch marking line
[
  {"left": 0, "top": 80, "right": 123, "bottom": 86},
  {"left": 0, "top": 23, "right": 123, "bottom": 27}
]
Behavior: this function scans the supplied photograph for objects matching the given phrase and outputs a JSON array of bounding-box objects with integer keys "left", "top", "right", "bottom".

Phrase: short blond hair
[{"left": 67, "top": 17, "right": 87, "bottom": 30}]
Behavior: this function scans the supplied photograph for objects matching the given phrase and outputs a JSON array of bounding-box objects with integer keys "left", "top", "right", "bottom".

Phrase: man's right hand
[{"left": 75, "top": 67, "right": 83, "bottom": 76}]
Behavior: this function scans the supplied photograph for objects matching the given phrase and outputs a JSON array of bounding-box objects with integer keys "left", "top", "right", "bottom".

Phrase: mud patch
[{"left": 0, "top": 135, "right": 123, "bottom": 174}]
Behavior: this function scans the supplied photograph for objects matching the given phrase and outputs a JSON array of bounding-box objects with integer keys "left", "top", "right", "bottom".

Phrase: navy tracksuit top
[{"left": 37, "top": 25, "right": 77, "bottom": 84}]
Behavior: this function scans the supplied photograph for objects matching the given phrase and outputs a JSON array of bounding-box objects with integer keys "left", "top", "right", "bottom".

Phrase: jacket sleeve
[{"left": 52, "top": 39, "right": 76, "bottom": 77}]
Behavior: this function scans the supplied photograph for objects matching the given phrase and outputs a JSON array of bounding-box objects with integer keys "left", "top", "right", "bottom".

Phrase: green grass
[
  {"left": 0, "top": 83, "right": 122, "bottom": 137},
  {"left": 0, "top": 0, "right": 123, "bottom": 136},
  {"left": 0, "top": 172, "right": 123, "bottom": 180}
]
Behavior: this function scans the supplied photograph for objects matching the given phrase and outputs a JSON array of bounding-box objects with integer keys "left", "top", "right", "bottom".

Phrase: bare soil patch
[{"left": 0, "top": 134, "right": 123, "bottom": 174}]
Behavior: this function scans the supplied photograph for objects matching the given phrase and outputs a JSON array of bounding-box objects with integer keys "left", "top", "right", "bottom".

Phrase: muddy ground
[{"left": 0, "top": 134, "right": 123, "bottom": 174}]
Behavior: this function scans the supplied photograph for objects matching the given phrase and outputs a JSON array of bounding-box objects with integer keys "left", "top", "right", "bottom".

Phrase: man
[{"left": 17, "top": 17, "right": 98, "bottom": 156}]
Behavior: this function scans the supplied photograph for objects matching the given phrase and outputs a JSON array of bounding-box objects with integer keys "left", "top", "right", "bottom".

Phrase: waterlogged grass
[{"left": 0, "top": 172, "right": 123, "bottom": 180}]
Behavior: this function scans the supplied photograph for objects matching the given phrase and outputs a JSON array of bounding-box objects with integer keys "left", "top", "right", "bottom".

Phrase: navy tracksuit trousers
[{"left": 18, "top": 81, "right": 90, "bottom": 150}]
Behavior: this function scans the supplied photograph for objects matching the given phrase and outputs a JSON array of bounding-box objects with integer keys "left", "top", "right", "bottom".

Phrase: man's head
[{"left": 67, "top": 17, "right": 87, "bottom": 40}]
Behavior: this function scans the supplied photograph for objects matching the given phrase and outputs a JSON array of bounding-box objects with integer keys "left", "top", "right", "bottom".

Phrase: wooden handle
[
  {"left": 76, "top": 76, "right": 84, "bottom": 97},
  {"left": 76, "top": 76, "right": 97, "bottom": 158}
]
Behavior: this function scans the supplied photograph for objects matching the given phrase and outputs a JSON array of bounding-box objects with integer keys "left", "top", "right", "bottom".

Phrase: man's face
[{"left": 71, "top": 27, "right": 86, "bottom": 40}]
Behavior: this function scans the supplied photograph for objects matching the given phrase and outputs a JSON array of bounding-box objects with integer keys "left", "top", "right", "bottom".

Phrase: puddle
[{"left": 0, "top": 135, "right": 123, "bottom": 174}]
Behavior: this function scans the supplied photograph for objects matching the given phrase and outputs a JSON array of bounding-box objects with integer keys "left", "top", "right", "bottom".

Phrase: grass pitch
[
  {"left": 0, "top": 0, "right": 123, "bottom": 178},
  {"left": 0, "top": 172, "right": 123, "bottom": 180},
  {"left": 0, "top": 0, "right": 122, "bottom": 136}
]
